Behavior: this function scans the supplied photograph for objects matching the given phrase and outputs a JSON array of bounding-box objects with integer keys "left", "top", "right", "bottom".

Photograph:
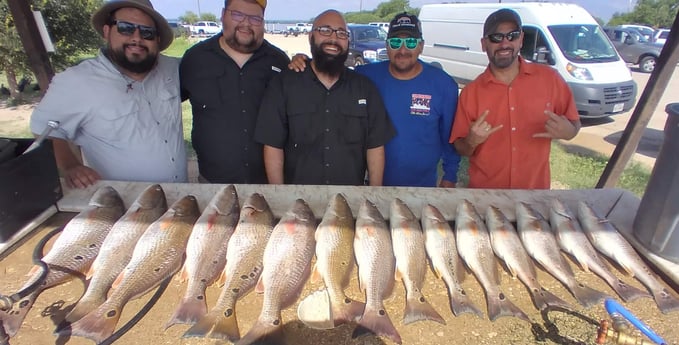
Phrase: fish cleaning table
[{"left": 0, "top": 181, "right": 677, "bottom": 345}]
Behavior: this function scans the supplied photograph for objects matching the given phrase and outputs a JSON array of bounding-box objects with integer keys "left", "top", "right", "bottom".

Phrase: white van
[{"left": 419, "top": 3, "right": 637, "bottom": 118}]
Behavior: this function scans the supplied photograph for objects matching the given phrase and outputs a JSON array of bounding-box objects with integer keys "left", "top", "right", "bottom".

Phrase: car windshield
[
  {"left": 549, "top": 24, "right": 619, "bottom": 63},
  {"left": 353, "top": 27, "right": 387, "bottom": 42}
]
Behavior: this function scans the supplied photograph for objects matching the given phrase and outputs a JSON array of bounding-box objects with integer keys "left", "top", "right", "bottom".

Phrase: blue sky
[{"left": 154, "top": 0, "right": 634, "bottom": 23}]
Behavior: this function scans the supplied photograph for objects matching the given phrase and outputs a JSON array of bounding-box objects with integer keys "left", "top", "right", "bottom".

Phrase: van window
[
  {"left": 549, "top": 25, "right": 619, "bottom": 63},
  {"left": 521, "top": 26, "right": 555, "bottom": 65}
]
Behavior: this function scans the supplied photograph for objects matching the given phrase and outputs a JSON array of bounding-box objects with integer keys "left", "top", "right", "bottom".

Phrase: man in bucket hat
[{"left": 31, "top": 0, "right": 188, "bottom": 188}]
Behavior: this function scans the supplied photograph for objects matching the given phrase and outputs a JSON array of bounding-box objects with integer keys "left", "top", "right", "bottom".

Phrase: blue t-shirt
[{"left": 356, "top": 61, "right": 460, "bottom": 187}]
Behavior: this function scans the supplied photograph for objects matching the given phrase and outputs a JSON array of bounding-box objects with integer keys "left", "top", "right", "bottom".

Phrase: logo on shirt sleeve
[
  {"left": 358, "top": 99, "right": 367, "bottom": 105},
  {"left": 410, "top": 94, "right": 431, "bottom": 116},
  {"left": 272, "top": 66, "right": 281, "bottom": 72}
]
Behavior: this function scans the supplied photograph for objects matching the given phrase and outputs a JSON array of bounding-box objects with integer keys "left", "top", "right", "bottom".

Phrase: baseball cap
[
  {"left": 483, "top": 8, "right": 522, "bottom": 36},
  {"left": 387, "top": 12, "right": 422, "bottom": 39}
]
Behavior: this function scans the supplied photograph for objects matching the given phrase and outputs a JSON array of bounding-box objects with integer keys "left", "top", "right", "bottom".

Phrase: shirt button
[
  {"left": 325, "top": 163, "right": 330, "bottom": 167},
  {"left": 239, "top": 72, "right": 244, "bottom": 76},
  {"left": 325, "top": 180, "right": 330, "bottom": 184},
  {"left": 164, "top": 140, "right": 168, "bottom": 143},
  {"left": 325, "top": 146, "right": 330, "bottom": 150},
  {"left": 326, "top": 92, "right": 330, "bottom": 96},
  {"left": 325, "top": 109, "right": 330, "bottom": 113},
  {"left": 510, "top": 107, "right": 515, "bottom": 111},
  {"left": 245, "top": 163, "right": 249, "bottom": 167},
  {"left": 511, "top": 127, "right": 516, "bottom": 131},
  {"left": 202, "top": 104, "right": 207, "bottom": 109},
  {"left": 325, "top": 128, "right": 330, "bottom": 132},
  {"left": 243, "top": 128, "right": 248, "bottom": 133},
  {"left": 241, "top": 109, "right": 246, "bottom": 113},
  {"left": 156, "top": 121, "right": 160, "bottom": 125},
  {"left": 240, "top": 90, "right": 245, "bottom": 94},
  {"left": 171, "top": 158, "right": 175, "bottom": 162},
  {"left": 244, "top": 147, "right": 248, "bottom": 151}
]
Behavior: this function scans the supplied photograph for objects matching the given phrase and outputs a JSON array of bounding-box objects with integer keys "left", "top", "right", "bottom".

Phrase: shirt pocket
[
  {"left": 87, "top": 101, "right": 138, "bottom": 142},
  {"left": 185, "top": 67, "right": 225, "bottom": 112},
  {"left": 287, "top": 103, "right": 319, "bottom": 146},
  {"left": 338, "top": 103, "right": 368, "bottom": 144}
]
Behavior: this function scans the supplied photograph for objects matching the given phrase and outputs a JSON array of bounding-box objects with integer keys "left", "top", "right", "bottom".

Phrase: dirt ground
[{"left": 0, "top": 210, "right": 678, "bottom": 345}]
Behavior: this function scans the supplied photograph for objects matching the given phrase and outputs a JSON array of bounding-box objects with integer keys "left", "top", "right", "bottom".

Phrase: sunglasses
[
  {"left": 314, "top": 26, "right": 349, "bottom": 40},
  {"left": 387, "top": 37, "right": 422, "bottom": 50},
  {"left": 486, "top": 30, "right": 521, "bottom": 44},
  {"left": 227, "top": 9, "right": 264, "bottom": 26},
  {"left": 110, "top": 20, "right": 157, "bottom": 40}
]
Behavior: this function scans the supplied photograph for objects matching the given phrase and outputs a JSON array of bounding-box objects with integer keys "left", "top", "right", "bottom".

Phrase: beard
[
  {"left": 489, "top": 48, "right": 518, "bottom": 69},
  {"left": 223, "top": 24, "right": 261, "bottom": 54},
  {"left": 106, "top": 43, "right": 157, "bottom": 74},
  {"left": 310, "top": 36, "right": 348, "bottom": 78}
]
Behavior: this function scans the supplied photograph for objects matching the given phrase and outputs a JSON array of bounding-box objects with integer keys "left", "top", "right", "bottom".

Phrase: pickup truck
[
  {"left": 286, "top": 23, "right": 313, "bottom": 33},
  {"left": 190, "top": 21, "right": 222, "bottom": 36},
  {"left": 604, "top": 26, "right": 663, "bottom": 73}
]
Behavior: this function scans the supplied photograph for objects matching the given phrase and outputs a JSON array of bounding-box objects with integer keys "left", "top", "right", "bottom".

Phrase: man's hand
[
  {"left": 439, "top": 179, "right": 456, "bottom": 188},
  {"left": 533, "top": 110, "right": 578, "bottom": 140},
  {"left": 468, "top": 110, "right": 503, "bottom": 147},
  {"left": 288, "top": 53, "right": 309, "bottom": 72},
  {"left": 64, "top": 165, "right": 101, "bottom": 189}
]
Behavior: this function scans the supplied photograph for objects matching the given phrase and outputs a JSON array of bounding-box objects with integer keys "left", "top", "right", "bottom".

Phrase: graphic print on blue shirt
[{"left": 410, "top": 93, "right": 431, "bottom": 116}]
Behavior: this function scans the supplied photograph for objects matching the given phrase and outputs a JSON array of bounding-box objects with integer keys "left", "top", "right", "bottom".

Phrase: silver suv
[{"left": 604, "top": 26, "right": 663, "bottom": 73}]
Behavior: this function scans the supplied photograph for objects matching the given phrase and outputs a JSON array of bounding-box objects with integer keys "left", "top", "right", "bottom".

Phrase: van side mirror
[{"left": 536, "top": 46, "right": 555, "bottom": 65}]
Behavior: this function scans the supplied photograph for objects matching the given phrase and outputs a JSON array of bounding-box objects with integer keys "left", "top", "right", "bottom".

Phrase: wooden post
[
  {"left": 7, "top": 0, "right": 54, "bottom": 94},
  {"left": 596, "top": 9, "right": 679, "bottom": 188}
]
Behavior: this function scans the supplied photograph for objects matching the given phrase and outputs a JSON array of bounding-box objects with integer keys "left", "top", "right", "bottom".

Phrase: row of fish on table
[{"left": 1, "top": 184, "right": 678, "bottom": 345}]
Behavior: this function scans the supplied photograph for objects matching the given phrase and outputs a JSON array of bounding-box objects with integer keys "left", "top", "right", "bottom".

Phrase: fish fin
[
  {"left": 111, "top": 271, "right": 125, "bottom": 291},
  {"left": 254, "top": 276, "right": 265, "bottom": 294},
  {"left": 85, "top": 261, "right": 97, "bottom": 280},
  {"left": 570, "top": 283, "right": 609, "bottom": 308},
  {"left": 611, "top": 278, "right": 651, "bottom": 302},
  {"left": 235, "top": 316, "right": 285, "bottom": 345},
  {"left": 1, "top": 292, "right": 38, "bottom": 337},
  {"left": 177, "top": 265, "right": 189, "bottom": 283},
  {"left": 217, "top": 270, "right": 227, "bottom": 288},
  {"left": 530, "top": 286, "right": 572, "bottom": 311},
  {"left": 652, "top": 287, "right": 679, "bottom": 314},
  {"left": 394, "top": 268, "right": 403, "bottom": 282},
  {"left": 59, "top": 303, "right": 121, "bottom": 344},
  {"left": 208, "top": 305, "right": 241, "bottom": 341},
  {"left": 331, "top": 296, "right": 365, "bottom": 326},
  {"left": 403, "top": 291, "right": 445, "bottom": 325},
  {"left": 448, "top": 285, "right": 483, "bottom": 318},
  {"left": 486, "top": 292, "right": 530, "bottom": 322},
  {"left": 352, "top": 304, "right": 402, "bottom": 344},
  {"left": 182, "top": 311, "right": 216, "bottom": 339},
  {"left": 431, "top": 266, "right": 443, "bottom": 280},
  {"left": 65, "top": 293, "right": 106, "bottom": 323},
  {"left": 165, "top": 295, "right": 208, "bottom": 329},
  {"left": 310, "top": 263, "right": 321, "bottom": 284}
]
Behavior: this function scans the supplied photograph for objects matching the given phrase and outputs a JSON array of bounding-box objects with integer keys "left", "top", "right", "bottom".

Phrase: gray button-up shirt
[{"left": 31, "top": 51, "right": 187, "bottom": 183}]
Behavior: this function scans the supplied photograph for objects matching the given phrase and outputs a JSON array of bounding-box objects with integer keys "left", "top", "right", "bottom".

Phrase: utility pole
[
  {"left": 359, "top": 0, "right": 363, "bottom": 12},
  {"left": 197, "top": 0, "right": 201, "bottom": 17}
]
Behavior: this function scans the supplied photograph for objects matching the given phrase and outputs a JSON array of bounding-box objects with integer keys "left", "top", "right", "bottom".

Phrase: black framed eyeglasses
[
  {"left": 313, "top": 26, "right": 349, "bottom": 40},
  {"left": 227, "top": 9, "right": 264, "bottom": 26},
  {"left": 387, "top": 37, "right": 422, "bottom": 50},
  {"left": 486, "top": 30, "right": 521, "bottom": 44},
  {"left": 110, "top": 20, "right": 157, "bottom": 40}
]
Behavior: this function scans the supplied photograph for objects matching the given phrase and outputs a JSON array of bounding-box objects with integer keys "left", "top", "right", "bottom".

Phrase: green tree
[
  {"left": 179, "top": 11, "right": 199, "bottom": 25},
  {"left": 344, "top": 11, "right": 383, "bottom": 24},
  {"left": 608, "top": 0, "right": 678, "bottom": 28},
  {"left": 374, "top": 0, "right": 416, "bottom": 21},
  {"left": 200, "top": 13, "right": 219, "bottom": 22}
]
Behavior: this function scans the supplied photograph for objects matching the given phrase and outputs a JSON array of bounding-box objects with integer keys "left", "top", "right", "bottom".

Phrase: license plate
[{"left": 613, "top": 103, "right": 624, "bottom": 112}]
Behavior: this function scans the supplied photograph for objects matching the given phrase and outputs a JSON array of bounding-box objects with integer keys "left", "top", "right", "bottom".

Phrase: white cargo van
[{"left": 419, "top": 3, "right": 637, "bottom": 118}]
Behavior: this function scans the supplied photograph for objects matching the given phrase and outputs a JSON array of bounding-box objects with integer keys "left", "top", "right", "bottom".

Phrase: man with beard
[
  {"left": 254, "top": 10, "right": 395, "bottom": 185},
  {"left": 30, "top": 0, "right": 187, "bottom": 188},
  {"left": 450, "top": 8, "right": 581, "bottom": 189},
  {"left": 179, "top": 0, "right": 290, "bottom": 184}
]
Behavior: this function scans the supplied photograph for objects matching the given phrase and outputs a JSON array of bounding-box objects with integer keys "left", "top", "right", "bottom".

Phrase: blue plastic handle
[{"left": 604, "top": 298, "right": 667, "bottom": 345}]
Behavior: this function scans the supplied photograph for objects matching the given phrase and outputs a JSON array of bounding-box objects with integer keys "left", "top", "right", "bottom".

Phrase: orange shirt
[{"left": 450, "top": 58, "right": 579, "bottom": 189}]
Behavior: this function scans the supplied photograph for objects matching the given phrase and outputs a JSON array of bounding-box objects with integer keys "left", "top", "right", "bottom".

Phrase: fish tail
[
  {"left": 652, "top": 287, "right": 679, "bottom": 314},
  {"left": 182, "top": 311, "right": 217, "bottom": 339},
  {"left": 449, "top": 287, "right": 483, "bottom": 318},
  {"left": 59, "top": 303, "right": 121, "bottom": 344},
  {"left": 165, "top": 294, "right": 207, "bottom": 329},
  {"left": 65, "top": 293, "right": 106, "bottom": 323},
  {"left": 570, "top": 283, "right": 609, "bottom": 308},
  {"left": 1, "top": 292, "right": 37, "bottom": 337},
  {"left": 403, "top": 291, "right": 445, "bottom": 325},
  {"left": 235, "top": 316, "right": 285, "bottom": 345},
  {"left": 487, "top": 292, "right": 530, "bottom": 322},
  {"left": 330, "top": 296, "right": 365, "bottom": 326},
  {"left": 530, "top": 287, "right": 573, "bottom": 311},
  {"left": 611, "top": 279, "right": 651, "bottom": 302},
  {"left": 209, "top": 305, "right": 242, "bottom": 342},
  {"left": 352, "top": 304, "right": 402, "bottom": 344}
]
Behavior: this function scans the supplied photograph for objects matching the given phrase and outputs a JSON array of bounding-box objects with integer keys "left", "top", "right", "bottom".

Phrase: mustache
[{"left": 123, "top": 42, "right": 148, "bottom": 52}]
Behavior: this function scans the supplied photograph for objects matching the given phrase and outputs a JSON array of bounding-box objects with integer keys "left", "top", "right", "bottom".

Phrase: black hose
[
  {"left": 0, "top": 225, "right": 65, "bottom": 311},
  {"left": 99, "top": 275, "right": 173, "bottom": 345}
]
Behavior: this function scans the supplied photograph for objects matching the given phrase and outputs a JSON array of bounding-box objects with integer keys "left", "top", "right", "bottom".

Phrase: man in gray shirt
[{"left": 30, "top": 0, "right": 187, "bottom": 188}]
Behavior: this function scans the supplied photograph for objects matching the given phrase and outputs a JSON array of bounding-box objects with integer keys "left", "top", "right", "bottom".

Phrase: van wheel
[
  {"left": 639, "top": 56, "right": 656, "bottom": 73},
  {"left": 353, "top": 57, "right": 365, "bottom": 67}
]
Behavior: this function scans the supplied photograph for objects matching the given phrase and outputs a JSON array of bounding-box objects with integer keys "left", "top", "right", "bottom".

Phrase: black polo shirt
[
  {"left": 254, "top": 66, "right": 396, "bottom": 185},
  {"left": 180, "top": 34, "right": 290, "bottom": 184}
]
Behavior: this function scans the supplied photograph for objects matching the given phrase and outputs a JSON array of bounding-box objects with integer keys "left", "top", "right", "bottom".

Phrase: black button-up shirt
[
  {"left": 180, "top": 35, "right": 290, "bottom": 184},
  {"left": 254, "top": 66, "right": 396, "bottom": 185}
]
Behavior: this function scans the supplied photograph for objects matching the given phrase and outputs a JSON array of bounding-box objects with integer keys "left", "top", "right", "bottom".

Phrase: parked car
[
  {"left": 167, "top": 20, "right": 189, "bottom": 38},
  {"left": 368, "top": 22, "right": 390, "bottom": 30},
  {"left": 619, "top": 24, "right": 655, "bottom": 41},
  {"left": 190, "top": 21, "right": 221, "bottom": 36},
  {"left": 345, "top": 24, "right": 388, "bottom": 67},
  {"left": 604, "top": 26, "right": 663, "bottom": 73},
  {"left": 286, "top": 23, "right": 313, "bottom": 33},
  {"left": 654, "top": 29, "right": 670, "bottom": 45}
]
